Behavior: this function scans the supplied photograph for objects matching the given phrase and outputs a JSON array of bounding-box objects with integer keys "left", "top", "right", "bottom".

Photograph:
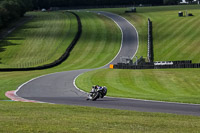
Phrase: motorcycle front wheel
[{"left": 92, "top": 92, "right": 100, "bottom": 101}]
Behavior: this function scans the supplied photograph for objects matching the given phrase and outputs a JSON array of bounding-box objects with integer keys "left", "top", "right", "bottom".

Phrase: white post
[
  {"left": 136, "top": 56, "right": 138, "bottom": 65},
  {"left": 186, "top": 10, "right": 187, "bottom": 17}
]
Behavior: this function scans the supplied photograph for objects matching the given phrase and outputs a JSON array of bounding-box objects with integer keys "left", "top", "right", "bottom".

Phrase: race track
[{"left": 16, "top": 11, "right": 200, "bottom": 116}]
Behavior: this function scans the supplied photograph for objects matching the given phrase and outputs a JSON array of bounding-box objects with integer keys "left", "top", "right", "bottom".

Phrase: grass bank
[
  {"left": 0, "top": 11, "right": 77, "bottom": 68},
  {"left": 0, "top": 101, "right": 200, "bottom": 133},
  {"left": 75, "top": 5, "right": 200, "bottom": 104},
  {"left": 100, "top": 5, "right": 200, "bottom": 62},
  {"left": 0, "top": 11, "right": 121, "bottom": 100},
  {"left": 0, "top": 6, "right": 200, "bottom": 132},
  {"left": 76, "top": 68, "right": 200, "bottom": 104}
]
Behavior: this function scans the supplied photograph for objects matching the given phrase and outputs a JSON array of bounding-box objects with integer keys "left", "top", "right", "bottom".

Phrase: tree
[
  {"left": 0, "top": 5, "right": 9, "bottom": 27},
  {"left": 1, "top": 0, "right": 21, "bottom": 20},
  {"left": 185, "top": 0, "right": 194, "bottom": 3},
  {"left": 0, "top": 0, "right": 33, "bottom": 28},
  {"left": 163, "top": 0, "right": 181, "bottom": 5}
]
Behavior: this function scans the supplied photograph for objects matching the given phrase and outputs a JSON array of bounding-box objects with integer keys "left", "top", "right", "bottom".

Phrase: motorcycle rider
[
  {"left": 87, "top": 85, "right": 107, "bottom": 100},
  {"left": 98, "top": 86, "right": 107, "bottom": 98}
]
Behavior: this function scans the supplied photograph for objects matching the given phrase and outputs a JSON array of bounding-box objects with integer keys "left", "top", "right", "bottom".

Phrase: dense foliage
[
  {"left": 0, "top": 0, "right": 33, "bottom": 28},
  {"left": 32, "top": 0, "right": 164, "bottom": 9},
  {"left": 163, "top": 0, "right": 181, "bottom": 5},
  {"left": 0, "top": 0, "right": 163, "bottom": 28},
  {"left": 0, "top": 0, "right": 198, "bottom": 28}
]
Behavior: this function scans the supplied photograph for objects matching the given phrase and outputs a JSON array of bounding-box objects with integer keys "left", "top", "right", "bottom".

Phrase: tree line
[
  {"left": 0, "top": 0, "right": 32, "bottom": 28},
  {"left": 0, "top": 0, "right": 163, "bottom": 28},
  {"left": 0, "top": 0, "right": 199, "bottom": 28},
  {"left": 31, "top": 0, "right": 199, "bottom": 9},
  {"left": 32, "top": 0, "right": 164, "bottom": 9},
  {"left": 164, "top": 0, "right": 200, "bottom": 5}
]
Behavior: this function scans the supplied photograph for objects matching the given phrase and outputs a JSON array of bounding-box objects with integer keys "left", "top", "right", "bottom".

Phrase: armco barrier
[{"left": 0, "top": 11, "right": 82, "bottom": 72}]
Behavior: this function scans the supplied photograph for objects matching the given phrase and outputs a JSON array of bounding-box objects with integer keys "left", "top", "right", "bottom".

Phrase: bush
[
  {"left": 0, "top": 6, "right": 9, "bottom": 27},
  {"left": 0, "top": 0, "right": 33, "bottom": 28}
]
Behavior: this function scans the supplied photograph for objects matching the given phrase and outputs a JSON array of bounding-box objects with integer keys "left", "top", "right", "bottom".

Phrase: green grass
[
  {"left": 148, "top": 9, "right": 200, "bottom": 62},
  {"left": 0, "top": 11, "right": 121, "bottom": 69},
  {"left": 76, "top": 68, "right": 200, "bottom": 104},
  {"left": 1, "top": 6, "right": 200, "bottom": 132},
  {"left": 0, "top": 101, "right": 200, "bottom": 133},
  {"left": 55, "top": 11, "right": 121, "bottom": 70},
  {"left": 100, "top": 5, "right": 200, "bottom": 62},
  {"left": 0, "top": 11, "right": 77, "bottom": 68},
  {"left": 0, "top": 11, "right": 121, "bottom": 100},
  {"left": 75, "top": 5, "right": 200, "bottom": 104}
]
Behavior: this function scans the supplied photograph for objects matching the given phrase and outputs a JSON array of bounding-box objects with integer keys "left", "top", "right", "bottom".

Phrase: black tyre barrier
[
  {"left": 0, "top": 11, "right": 82, "bottom": 72},
  {"left": 147, "top": 18, "right": 154, "bottom": 63},
  {"left": 114, "top": 63, "right": 200, "bottom": 70}
]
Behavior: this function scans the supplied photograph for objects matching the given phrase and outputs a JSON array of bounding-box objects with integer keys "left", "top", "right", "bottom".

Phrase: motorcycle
[{"left": 87, "top": 86, "right": 107, "bottom": 101}]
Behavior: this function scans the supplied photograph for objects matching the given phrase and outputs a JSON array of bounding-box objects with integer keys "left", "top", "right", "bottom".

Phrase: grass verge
[
  {"left": 74, "top": 5, "right": 200, "bottom": 104},
  {"left": 76, "top": 68, "right": 200, "bottom": 104},
  {"left": 0, "top": 6, "right": 200, "bottom": 132},
  {"left": 0, "top": 11, "right": 121, "bottom": 100},
  {"left": 0, "top": 101, "right": 200, "bottom": 133},
  {"left": 0, "top": 11, "right": 77, "bottom": 68},
  {"left": 100, "top": 5, "right": 200, "bottom": 62}
]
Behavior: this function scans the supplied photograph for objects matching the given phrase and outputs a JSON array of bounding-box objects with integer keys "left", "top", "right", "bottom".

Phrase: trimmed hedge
[{"left": 0, "top": 11, "right": 82, "bottom": 71}]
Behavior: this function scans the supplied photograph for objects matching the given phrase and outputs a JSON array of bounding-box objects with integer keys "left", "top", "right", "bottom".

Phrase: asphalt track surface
[{"left": 16, "top": 11, "right": 200, "bottom": 116}]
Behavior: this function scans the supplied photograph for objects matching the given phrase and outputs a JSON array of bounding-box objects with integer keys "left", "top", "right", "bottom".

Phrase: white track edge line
[
  {"left": 14, "top": 71, "right": 65, "bottom": 104},
  {"left": 73, "top": 10, "right": 125, "bottom": 97},
  {"left": 73, "top": 11, "right": 200, "bottom": 106},
  {"left": 73, "top": 73, "right": 200, "bottom": 106},
  {"left": 13, "top": 11, "right": 200, "bottom": 107},
  {"left": 100, "top": 11, "right": 139, "bottom": 60},
  {"left": 73, "top": 73, "right": 89, "bottom": 95},
  {"left": 95, "top": 11, "right": 124, "bottom": 68}
]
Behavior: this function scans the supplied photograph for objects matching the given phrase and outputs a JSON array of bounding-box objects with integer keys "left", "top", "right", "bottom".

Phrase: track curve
[{"left": 16, "top": 11, "right": 200, "bottom": 116}]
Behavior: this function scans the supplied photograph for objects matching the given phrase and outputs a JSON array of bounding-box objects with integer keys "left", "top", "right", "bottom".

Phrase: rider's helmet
[{"left": 95, "top": 85, "right": 99, "bottom": 89}]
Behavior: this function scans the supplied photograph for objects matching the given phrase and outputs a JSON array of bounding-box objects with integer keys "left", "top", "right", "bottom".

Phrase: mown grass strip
[
  {"left": 0, "top": 11, "right": 77, "bottom": 68},
  {"left": 0, "top": 7, "right": 200, "bottom": 132},
  {"left": 0, "top": 101, "right": 200, "bottom": 133},
  {"left": 76, "top": 68, "right": 200, "bottom": 104},
  {"left": 0, "top": 11, "right": 81, "bottom": 71},
  {"left": 0, "top": 11, "right": 121, "bottom": 99},
  {"left": 52, "top": 11, "right": 121, "bottom": 70},
  {"left": 101, "top": 5, "right": 200, "bottom": 63}
]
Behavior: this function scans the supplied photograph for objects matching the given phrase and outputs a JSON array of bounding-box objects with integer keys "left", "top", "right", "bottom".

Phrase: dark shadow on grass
[
  {"left": 21, "top": 25, "right": 41, "bottom": 30},
  {"left": 4, "top": 37, "right": 24, "bottom": 40},
  {"left": 0, "top": 40, "right": 20, "bottom": 56},
  {"left": 0, "top": 41, "right": 20, "bottom": 64}
]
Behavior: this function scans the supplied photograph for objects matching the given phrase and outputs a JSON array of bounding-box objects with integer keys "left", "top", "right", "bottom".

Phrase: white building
[{"left": 180, "top": 0, "right": 199, "bottom": 4}]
